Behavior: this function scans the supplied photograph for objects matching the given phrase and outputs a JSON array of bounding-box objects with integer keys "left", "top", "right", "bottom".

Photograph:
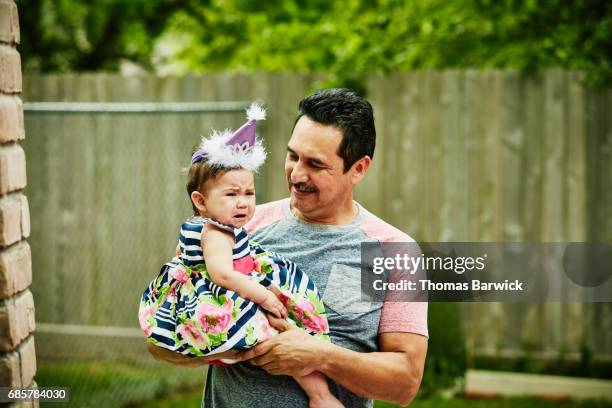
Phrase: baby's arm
[{"left": 202, "top": 224, "right": 286, "bottom": 318}]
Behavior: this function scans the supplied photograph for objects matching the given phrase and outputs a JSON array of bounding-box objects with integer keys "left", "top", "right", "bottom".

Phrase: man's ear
[
  {"left": 350, "top": 156, "right": 371, "bottom": 185},
  {"left": 190, "top": 191, "right": 207, "bottom": 214}
]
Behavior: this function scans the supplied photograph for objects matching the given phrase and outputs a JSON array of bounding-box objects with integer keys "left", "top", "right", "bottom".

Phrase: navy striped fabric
[
  {"left": 139, "top": 218, "right": 327, "bottom": 358},
  {"left": 178, "top": 217, "right": 250, "bottom": 267}
]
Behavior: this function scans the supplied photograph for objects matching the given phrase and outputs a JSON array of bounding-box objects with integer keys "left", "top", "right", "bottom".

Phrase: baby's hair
[{"left": 186, "top": 148, "right": 231, "bottom": 214}]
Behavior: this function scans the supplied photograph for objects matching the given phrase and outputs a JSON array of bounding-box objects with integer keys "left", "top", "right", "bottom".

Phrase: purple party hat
[
  {"left": 224, "top": 103, "right": 266, "bottom": 149},
  {"left": 191, "top": 103, "right": 267, "bottom": 171}
]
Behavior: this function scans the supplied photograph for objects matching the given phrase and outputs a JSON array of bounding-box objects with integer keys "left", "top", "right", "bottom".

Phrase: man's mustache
[{"left": 289, "top": 182, "right": 318, "bottom": 192}]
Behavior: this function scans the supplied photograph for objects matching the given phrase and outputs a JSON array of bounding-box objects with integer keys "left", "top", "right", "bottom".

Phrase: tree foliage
[
  {"left": 19, "top": 0, "right": 612, "bottom": 87},
  {"left": 18, "top": 0, "right": 198, "bottom": 71}
]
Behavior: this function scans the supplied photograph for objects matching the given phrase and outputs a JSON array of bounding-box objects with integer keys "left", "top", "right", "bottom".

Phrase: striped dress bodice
[{"left": 178, "top": 217, "right": 250, "bottom": 267}]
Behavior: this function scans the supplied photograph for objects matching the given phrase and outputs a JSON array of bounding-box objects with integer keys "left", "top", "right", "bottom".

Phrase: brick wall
[{"left": 0, "top": 0, "right": 37, "bottom": 404}]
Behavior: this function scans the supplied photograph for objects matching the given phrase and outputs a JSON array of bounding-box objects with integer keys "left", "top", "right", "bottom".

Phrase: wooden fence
[{"left": 22, "top": 71, "right": 611, "bottom": 362}]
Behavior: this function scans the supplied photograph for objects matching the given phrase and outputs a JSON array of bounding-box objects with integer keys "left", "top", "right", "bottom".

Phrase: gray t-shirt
[{"left": 202, "top": 199, "right": 428, "bottom": 408}]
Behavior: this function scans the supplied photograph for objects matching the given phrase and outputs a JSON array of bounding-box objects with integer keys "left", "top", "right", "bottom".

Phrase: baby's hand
[{"left": 260, "top": 291, "right": 288, "bottom": 319}]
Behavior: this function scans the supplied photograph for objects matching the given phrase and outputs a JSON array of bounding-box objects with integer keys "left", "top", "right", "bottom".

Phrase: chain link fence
[{"left": 24, "top": 101, "right": 261, "bottom": 406}]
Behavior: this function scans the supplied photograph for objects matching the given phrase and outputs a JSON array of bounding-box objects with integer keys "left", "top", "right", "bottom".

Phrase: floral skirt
[{"left": 138, "top": 242, "right": 329, "bottom": 357}]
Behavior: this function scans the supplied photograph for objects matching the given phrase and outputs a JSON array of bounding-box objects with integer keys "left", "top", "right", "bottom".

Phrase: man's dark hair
[{"left": 295, "top": 88, "right": 376, "bottom": 172}]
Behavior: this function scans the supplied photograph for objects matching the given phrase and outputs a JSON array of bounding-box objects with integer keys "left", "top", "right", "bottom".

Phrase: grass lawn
[
  {"left": 137, "top": 390, "right": 612, "bottom": 408},
  {"left": 35, "top": 360, "right": 205, "bottom": 408},
  {"left": 36, "top": 360, "right": 612, "bottom": 408},
  {"left": 380, "top": 398, "right": 612, "bottom": 408}
]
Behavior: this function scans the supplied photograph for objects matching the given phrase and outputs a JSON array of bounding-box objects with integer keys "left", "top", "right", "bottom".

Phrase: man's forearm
[
  {"left": 318, "top": 337, "right": 427, "bottom": 405},
  {"left": 146, "top": 342, "right": 242, "bottom": 368},
  {"left": 147, "top": 342, "right": 204, "bottom": 367},
  {"left": 241, "top": 320, "right": 428, "bottom": 404}
]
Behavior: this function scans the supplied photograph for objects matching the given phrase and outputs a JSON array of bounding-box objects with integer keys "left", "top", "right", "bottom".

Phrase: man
[{"left": 148, "top": 88, "right": 428, "bottom": 407}]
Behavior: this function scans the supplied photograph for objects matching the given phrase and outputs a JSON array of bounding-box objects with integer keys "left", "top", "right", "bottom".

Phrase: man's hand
[
  {"left": 242, "top": 315, "right": 427, "bottom": 405},
  {"left": 241, "top": 316, "right": 329, "bottom": 377}
]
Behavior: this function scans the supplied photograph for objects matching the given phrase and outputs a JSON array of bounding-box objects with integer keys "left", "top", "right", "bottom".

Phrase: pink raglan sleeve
[
  {"left": 360, "top": 212, "right": 429, "bottom": 338},
  {"left": 378, "top": 301, "right": 428, "bottom": 337},
  {"left": 245, "top": 199, "right": 285, "bottom": 234}
]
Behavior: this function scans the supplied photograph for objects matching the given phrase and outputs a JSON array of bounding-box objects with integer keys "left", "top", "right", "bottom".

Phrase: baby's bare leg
[{"left": 293, "top": 371, "right": 344, "bottom": 408}]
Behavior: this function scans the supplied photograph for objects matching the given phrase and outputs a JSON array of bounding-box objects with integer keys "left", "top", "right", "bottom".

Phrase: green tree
[
  {"left": 158, "top": 0, "right": 611, "bottom": 87},
  {"left": 19, "top": 0, "right": 612, "bottom": 87},
  {"left": 18, "top": 0, "right": 201, "bottom": 71}
]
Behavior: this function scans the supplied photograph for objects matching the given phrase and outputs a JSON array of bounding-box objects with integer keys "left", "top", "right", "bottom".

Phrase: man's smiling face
[{"left": 284, "top": 116, "right": 355, "bottom": 223}]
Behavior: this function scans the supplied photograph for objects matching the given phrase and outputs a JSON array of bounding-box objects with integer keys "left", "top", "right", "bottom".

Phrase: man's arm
[
  {"left": 242, "top": 319, "right": 427, "bottom": 406},
  {"left": 321, "top": 332, "right": 427, "bottom": 405},
  {"left": 146, "top": 342, "right": 243, "bottom": 368}
]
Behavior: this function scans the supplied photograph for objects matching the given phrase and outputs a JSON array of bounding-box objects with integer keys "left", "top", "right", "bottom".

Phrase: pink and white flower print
[
  {"left": 171, "top": 266, "right": 189, "bottom": 283},
  {"left": 177, "top": 321, "right": 211, "bottom": 350},
  {"left": 138, "top": 305, "right": 157, "bottom": 336},
  {"left": 196, "top": 299, "right": 234, "bottom": 335}
]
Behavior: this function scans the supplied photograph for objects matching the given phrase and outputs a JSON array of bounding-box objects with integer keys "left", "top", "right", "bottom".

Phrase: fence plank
[
  {"left": 356, "top": 75, "right": 384, "bottom": 213},
  {"left": 395, "top": 72, "right": 421, "bottom": 236}
]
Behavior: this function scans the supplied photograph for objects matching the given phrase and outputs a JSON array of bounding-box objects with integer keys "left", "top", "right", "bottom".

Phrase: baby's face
[{"left": 202, "top": 169, "right": 256, "bottom": 228}]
